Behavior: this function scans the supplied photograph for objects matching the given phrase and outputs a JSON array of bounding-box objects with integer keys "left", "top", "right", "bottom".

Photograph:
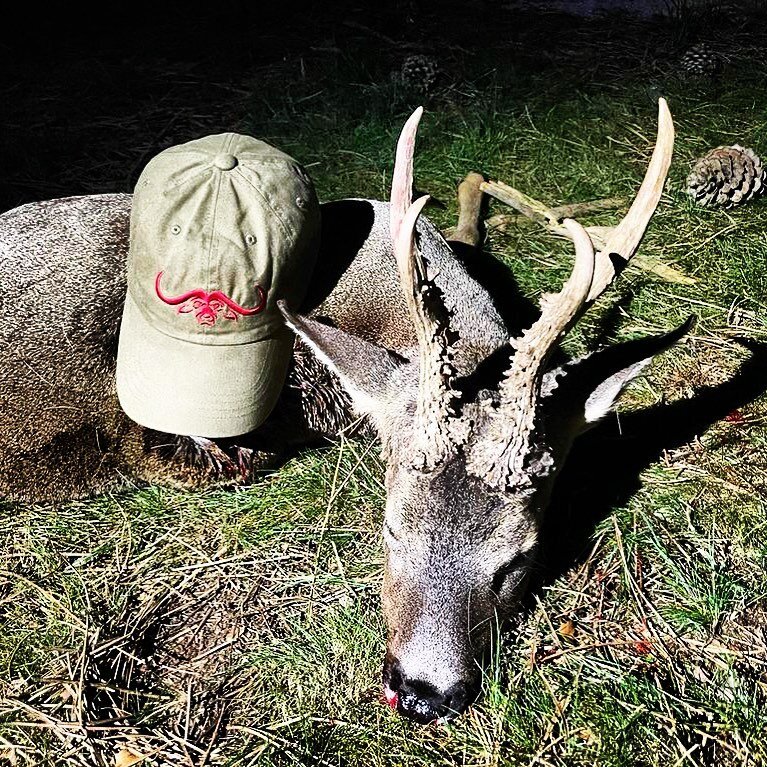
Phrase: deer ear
[
  {"left": 553, "top": 317, "right": 694, "bottom": 431},
  {"left": 278, "top": 301, "right": 407, "bottom": 415}
]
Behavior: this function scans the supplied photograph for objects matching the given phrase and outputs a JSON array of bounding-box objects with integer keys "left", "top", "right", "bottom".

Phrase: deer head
[{"left": 280, "top": 100, "right": 684, "bottom": 723}]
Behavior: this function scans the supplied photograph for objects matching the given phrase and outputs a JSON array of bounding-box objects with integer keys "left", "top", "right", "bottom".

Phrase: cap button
[{"left": 212, "top": 153, "right": 238, "bottom": 171}]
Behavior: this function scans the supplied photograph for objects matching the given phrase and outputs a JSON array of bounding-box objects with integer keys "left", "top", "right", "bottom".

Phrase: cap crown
[{"left": 129, "top": 132, "right": 320, "bottom": 345}]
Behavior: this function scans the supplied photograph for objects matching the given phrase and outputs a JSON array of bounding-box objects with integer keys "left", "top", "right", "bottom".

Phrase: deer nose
[
  {"left": 399, "top": 678, "right": 473, "bottom": 723},
  {"left": 383, "top": 658, "right": 475, "bottom": 724}
]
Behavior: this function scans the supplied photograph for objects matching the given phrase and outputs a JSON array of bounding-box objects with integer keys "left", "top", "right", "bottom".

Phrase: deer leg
[{"left": 448, "top": 172, "right": 485, "bottom": 248}]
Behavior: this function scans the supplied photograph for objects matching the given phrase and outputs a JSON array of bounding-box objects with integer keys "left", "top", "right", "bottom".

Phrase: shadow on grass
[{"left": 539, "top": 337, "right": 767, "bottom": 587}]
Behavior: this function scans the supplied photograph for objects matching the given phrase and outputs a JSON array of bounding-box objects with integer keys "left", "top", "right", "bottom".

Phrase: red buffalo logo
[{"left": 154, "top": 271, "right": 267, "bottom": 326}]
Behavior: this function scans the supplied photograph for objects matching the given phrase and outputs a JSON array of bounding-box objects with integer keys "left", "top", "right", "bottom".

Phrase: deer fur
[
  {"left": 0, "top": 102, "right": 685, "bottom": 723},
  {"left": 0, "top": 190, "right": 504, "bottom": 500}
]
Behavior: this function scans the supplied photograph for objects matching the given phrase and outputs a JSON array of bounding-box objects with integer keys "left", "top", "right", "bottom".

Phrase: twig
[
  {"left": 481, "top": 179, "right": 559, "bottom": 226},
  {"left": 486, "top": 196, "right": 625, "bottom": 229},
  {"left": 481, "top": 179, "right": 696, "bottom": 285},
  {"left": 198, "top": 704, "right": 226, "bottom": 767}
]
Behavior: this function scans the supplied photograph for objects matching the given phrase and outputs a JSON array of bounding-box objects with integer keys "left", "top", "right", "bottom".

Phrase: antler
[
  {"left": 471, "top": 220, "right": 595, "bottom": 488},
  {"left": 587, "top": 97, "right": 675, "bottom": 301},
  {"left": 391, "top": 108, "right": 464, "bottom": 471},
  {"left": 390, "top": 106, "right": 423, "bottom": 247},
  {"left": 471, "top": 98, "right": 675, "bottom": 490}
]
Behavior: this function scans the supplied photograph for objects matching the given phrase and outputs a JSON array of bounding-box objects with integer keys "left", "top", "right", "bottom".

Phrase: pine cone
[
  {"left": 679, "top": 43, "right": 723, "bottom": 76},
  {"left": 686, "top": 145, "right": 766, "bottom": 208},
  {"left": 399, "top": 54, "right": 439, "bottom": 94}
]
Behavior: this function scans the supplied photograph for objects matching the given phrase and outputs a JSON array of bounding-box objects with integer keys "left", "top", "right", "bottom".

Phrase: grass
[{"left": 2, "top": 2, "right": 767, "bottom": 765}]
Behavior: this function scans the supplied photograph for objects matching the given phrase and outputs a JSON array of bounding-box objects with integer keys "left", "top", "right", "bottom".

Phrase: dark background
[
  {"left": 1, "top": 0, "right": 763, "bottom": 213},
  {"left": 0, "top": 0, "right": 477, "bottom": 211}
]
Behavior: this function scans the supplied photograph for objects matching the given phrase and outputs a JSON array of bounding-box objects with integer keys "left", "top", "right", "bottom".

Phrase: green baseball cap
[{"left": 116, "top": 132, "right": 320, "bottom": 438}]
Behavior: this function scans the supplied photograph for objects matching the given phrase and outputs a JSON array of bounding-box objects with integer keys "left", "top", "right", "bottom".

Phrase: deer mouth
[{"left": 382, "top": 680, "right": 467, "bottom": 724}]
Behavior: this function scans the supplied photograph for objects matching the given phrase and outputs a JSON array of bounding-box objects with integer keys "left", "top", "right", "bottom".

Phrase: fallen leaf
[
  {"left": 633, "top": 639, "right": 653, "bottom": 655},
  {"left": 558, "top": 619, "right": 576, "bottom": 638},
  {"left": 576, "top": 727, "right": 600, "bottom": 745},
  {"left": 115, "top": 749, "right": 144, "bottom": 767}
]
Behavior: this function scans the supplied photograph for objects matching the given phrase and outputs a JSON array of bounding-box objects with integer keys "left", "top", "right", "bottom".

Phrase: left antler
[
  {"left": 469, "top": 219, "right": 595, "bottom": 488},
  {"left": 470, "top": 97, "right": 675, "bottom": 490}
]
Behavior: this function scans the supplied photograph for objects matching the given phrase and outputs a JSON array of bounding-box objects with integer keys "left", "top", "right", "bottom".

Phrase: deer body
[
  {"left": 0, "top": 193, "right": 505, "bottom": 501},
  {"left": 0, "top": 103, "right": 682, "bottom": 723}
]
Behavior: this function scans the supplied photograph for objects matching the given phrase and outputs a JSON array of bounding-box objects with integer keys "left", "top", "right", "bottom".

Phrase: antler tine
[
  {"left": 390, "top": 106, "right": 424, "bottom": 247},
  {"left": 395, "top": 194, "right": 463, "bottom": 472},
  {"left": 395, "top": 194, "right": 432, "bottom": 320},
  {"left": 471, "top": 219, "right": 595, "bottom": 489},
  {"left": 587, "top": 97, "right": 675, "bottom": 302},
  {"left": 499, "top": 218, "right": 596, "bottom": 401}
]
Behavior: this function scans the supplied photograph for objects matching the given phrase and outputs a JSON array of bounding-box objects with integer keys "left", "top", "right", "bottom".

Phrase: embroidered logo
[{"left": 154, "top": 271, "right": 267, "bottom": 326}]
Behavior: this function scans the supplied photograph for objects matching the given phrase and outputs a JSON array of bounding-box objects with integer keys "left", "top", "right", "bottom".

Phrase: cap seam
[
  {"left": 159, "top": 165, "right": 215, "bottom": 193},
  {"left": 206, "top": 132, "right": 238, "bottom": 330},
  {"left": 204, "top": 159, "right": 225, "bottom": 322},
  {"left": 233, "top": 165, "right": 296, "bottom": 243}
]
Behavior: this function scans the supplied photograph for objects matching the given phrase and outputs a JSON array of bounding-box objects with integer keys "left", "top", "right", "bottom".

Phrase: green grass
[{"left": 2, "top": 5, "right": 767, "bottom": 766}]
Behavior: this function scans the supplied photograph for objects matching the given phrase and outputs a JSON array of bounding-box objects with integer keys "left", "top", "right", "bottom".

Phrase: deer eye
[{"left": 491, "top": 553, "right": 528, "bottom": 596}]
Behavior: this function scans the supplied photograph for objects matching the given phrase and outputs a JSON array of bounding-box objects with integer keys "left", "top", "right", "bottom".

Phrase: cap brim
[{"left": 116, "top": 292, "right": 292, "bottom": 438}]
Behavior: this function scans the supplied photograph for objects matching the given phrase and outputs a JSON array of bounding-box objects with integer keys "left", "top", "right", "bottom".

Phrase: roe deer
[{"left": 0, "top": 100, "right": 682, "bottom": 722}]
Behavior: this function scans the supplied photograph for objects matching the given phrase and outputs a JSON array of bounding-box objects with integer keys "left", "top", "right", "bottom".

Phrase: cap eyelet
[{"left": 171, "top": 224, "right": 181, "bottom": 235}]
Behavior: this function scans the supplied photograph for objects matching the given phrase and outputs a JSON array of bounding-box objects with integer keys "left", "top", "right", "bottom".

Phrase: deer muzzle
[{"left": 383, "top": 652, "right": 479, "bottom": 724}]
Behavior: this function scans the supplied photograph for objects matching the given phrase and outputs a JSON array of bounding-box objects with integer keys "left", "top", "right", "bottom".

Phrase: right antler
[{"left": 469, "top": 98, "right": 675, "bottom": 490}]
